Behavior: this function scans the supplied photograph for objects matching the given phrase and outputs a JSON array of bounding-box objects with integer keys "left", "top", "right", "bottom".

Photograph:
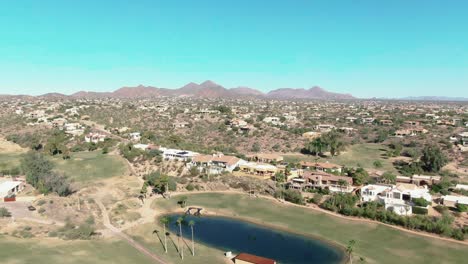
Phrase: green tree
[
  {"left": 381, "top": 172, "right": 396, "bottom": 184},
  {"left": 308, "top": 138, "right": 325, "bottom": 157},
  {"left": 323, "top": 131, "right": 346, "bottom": 156},
  {"left": 20, "top": 152, "right": 71, "bottom": 196},
  {"left": 349, "top": 168, "right": 369, "bottom": 186},
  {"left": 420, "top": 145, "right": 448, "bottom": 172},
  {"left": 0, "top": 207, "right": 11, "bottom": 217}
]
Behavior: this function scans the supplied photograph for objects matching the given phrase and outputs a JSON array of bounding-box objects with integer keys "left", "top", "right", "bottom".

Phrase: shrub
[
  {"left": 412, "top": 206, "right": 428, "bottom": 215},
  {"left": 0, "top": 207, "right": 11, "bottom": 217},
  {"left": 37, "top": 200, "right": 46, "bottom": 206},
  {"left": 308, "top": 193, "right": 323, "bottom": 205},
  {"left": 456, "top": 203, "right": 468, "bottom": 212},
  {"left": 275, "top": 189, "right": 304, "bottom": 205},
  {"left": 412, "top": 198, "right": 430, "bottom": 207},
  {"left": 186, "top": 183, "right": 195, "bottom": 191},
  {"left": 38, "top": 208, "right": 46, "bottom": 214}
]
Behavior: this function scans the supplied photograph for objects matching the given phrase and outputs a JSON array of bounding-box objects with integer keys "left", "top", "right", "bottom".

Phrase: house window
[{"left": 393, "top": 192, "right": 401, "bottom": 199}]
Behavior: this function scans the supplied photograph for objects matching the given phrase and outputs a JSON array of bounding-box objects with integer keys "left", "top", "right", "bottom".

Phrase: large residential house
[
  {"left": 361, "top": 183, "right": 432, "bottom": 215},
  {"left": 64, "top": 123, "right": 84, "bottom": 136},
  {"left": 396, "top": 175, "right": 441, "bottom": 186},
  {"left": 161, "top": 147, "right": 199, "bottom": 161},
  {"left": 189, "top": 154, "right": 246, "bottom": 174},
  {"left": 300, "top": 161, "right": 343, "bottom": 174},
  {"left": 301, "top": 171, "right": 353, "bottom": 193},
  {"left": 315, "top": 124, "right": 335, "bottom": 132},
  {"left": 238, "top": 162, "right": 278, "bottom": 179},
  {"left": 442, "top": 195, "right": 468, "bottom": 208},
  {"left": 247, "top": 154, "right": 283, "bottom": 164},
  {"left": 85, "top": 132, "right": 107, "bottom": 144}
]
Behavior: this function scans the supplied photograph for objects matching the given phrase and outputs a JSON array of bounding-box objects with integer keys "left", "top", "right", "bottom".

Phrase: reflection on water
[{"left": 166, "top": 214, "right": 344, "bottom": 264}]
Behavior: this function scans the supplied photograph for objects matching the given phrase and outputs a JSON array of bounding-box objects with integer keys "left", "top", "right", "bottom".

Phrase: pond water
[{"left": 166, "top": 214, "right": 345, "bottom": 264}]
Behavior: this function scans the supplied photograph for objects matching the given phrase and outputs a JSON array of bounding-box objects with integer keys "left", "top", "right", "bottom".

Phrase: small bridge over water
[{"left": 185, "top": 207, "right": 203, "bottom": 216}]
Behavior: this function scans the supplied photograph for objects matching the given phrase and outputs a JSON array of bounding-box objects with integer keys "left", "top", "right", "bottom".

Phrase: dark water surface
[{"left": 167, "top": 214, "right": 344, "bottom": 264}]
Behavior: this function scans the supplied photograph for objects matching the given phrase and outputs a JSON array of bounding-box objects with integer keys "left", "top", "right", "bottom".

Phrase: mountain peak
[{"left": 200, "top": 80, "right": 219, "bottom": 87}]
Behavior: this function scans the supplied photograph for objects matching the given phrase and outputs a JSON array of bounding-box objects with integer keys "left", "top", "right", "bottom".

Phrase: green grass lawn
[
  {"left": 51, "top": 151, "right": 127, "bottom": 184},
  {"left": 285, "top": 143, "right": 397, "bottom": 172},
  {"left": 151, "top": 193, "right": 468, "bottom": 264},
  {"left": 0, "top": 236, "right": 154, "bottom": 264},
  {"left": 127, "top": 223, "right": 228, "bottom": 264},
  {"left": 0, "top": 152, "right": 23, "bottom": 171}
]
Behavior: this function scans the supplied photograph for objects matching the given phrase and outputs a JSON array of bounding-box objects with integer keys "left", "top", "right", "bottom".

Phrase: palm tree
[
  {"left": 160, "top": 216, "right": 170, "bottom": 253},
  {"left": 188, "top": 220, "right": 195, "bottom": 256},
  {"left": 346, "top": 239, "right": 356, "bottom": 264},
  {"left": 176, "top": 217, "right": 184, "bottom": 259},
  {"left": 310, "top": 138, "right": 324, "bottom": 157}
]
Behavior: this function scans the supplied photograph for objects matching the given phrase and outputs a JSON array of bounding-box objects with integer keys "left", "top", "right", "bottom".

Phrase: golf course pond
[{"left": 167, "top": 214, "right": 345, "bottom": 264}]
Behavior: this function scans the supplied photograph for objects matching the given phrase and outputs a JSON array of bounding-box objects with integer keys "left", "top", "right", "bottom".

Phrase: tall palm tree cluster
[{"left": 159, "top": 216, "right": 196, "bottom": 260}]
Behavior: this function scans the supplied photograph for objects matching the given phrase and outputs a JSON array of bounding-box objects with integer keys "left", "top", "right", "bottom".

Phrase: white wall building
[{"left": 361, "top": 183, "right": 432, "bottom": 216}]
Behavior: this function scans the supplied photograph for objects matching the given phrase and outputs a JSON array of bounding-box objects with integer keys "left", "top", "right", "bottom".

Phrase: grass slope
[
  {"left": 51, "top": 151, "right": 127, "bottom": 184},
  {"left": 0, "top": 236, "right": 154, "bottom": 264},
  {"left": 152, "top": 193, "right": 468, "bottom": 264},
  {"left": 285, "top": 143, "right": 397, "bottom": 172},
  {"left": 0, "top": 152, "right": 23, "bottom": 171}
]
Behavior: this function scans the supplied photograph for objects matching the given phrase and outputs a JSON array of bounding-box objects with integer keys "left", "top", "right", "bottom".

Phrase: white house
[
  {"left": 0, "top": 181, "right": 24, "bottom": 199},
  {"left": 133, "top": 143, "right": 149, "bottom": 151},
  {"left": 189, "top": 154, "right": 247, "bottom": 174},
  {"left": 161, "top": 147, "right": 199, "bottom": 161},
  {"left": 455, "top": 184, "right": 468, "bottom": 191},
  {"left": 263, "top": 117, "right": 281, "bottom": 125},
  {"left": 361, "top": 183, "right": 432, "bottom": 215},
  {"left": 64, "top": 123, "right": 84, "bottom": 136},
  {"left": 315, "top": 124, "right": 336, "bottom": 132},
  {"left": 442, "top": 195, "right": 468, "bottom": 208},
  {"left": 129, "top": 132, "right": 141, "bottom": 142},
  {"left": 459, "top": 132, "right": 468, "bottom": 146},
  {"left": 85, "top": 132, "right": 107, "bottom": 144}
]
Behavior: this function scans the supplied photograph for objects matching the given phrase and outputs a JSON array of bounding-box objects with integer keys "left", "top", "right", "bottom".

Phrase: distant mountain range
[{"left": 25, "top": 80, "right": 356, "bottom": 100}]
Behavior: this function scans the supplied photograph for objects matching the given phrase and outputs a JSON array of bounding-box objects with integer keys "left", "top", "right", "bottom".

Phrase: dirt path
[
  {"left": 166, "top": 190, "right": 468, "bottom": 246},
  {"left": 95, "top": 199, "right": 167, "bottom": 264}
]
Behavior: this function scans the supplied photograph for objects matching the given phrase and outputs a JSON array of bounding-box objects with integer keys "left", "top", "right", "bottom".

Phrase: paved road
[{"left": 95, "top": 199, "right": 167, "bottom": 264}]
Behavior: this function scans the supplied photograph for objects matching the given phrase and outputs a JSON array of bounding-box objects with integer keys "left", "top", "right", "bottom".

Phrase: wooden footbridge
[{"left": 185, "top": 207, "right": 203, "bottom": 216}]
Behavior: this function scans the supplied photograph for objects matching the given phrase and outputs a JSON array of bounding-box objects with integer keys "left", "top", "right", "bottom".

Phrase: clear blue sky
[{"left": 0, "top": 0, "right": 467, "bottom": 97}]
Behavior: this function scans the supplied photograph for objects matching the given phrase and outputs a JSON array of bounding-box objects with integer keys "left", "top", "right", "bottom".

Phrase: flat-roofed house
[
  {"left": 361, "top": 183, "right": 432, "bottom": 215},
  {"left": 239, "top": 162, "right": 278, "bottom": 179},
  {"left": 442, "top": 195, "right": 468, "bottom": 208},
  {"left": 0, "top": 181, "right": 24, "bottom": 199},
  {"left": 190, "top": 154, "right": 246, "bottom": 174},
  {"left": 247, "top": 154, "right": 283, "bottom": 164},
  {"left": 161, "top": 147, "right": 199, "bottom": 161},
  {"left": 300, "top": 161, "right": 343, "bottom": 174}
]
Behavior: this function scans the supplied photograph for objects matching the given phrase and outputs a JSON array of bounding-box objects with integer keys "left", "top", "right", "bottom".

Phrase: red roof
[{"left": 234, "top": 253, "right": 276, "bottom": 264}]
